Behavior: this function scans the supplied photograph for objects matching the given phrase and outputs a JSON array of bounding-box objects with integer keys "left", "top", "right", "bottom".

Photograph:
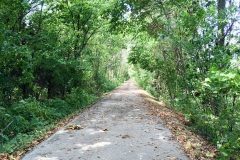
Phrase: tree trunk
[
  {"left": 22, "top": 83, "right": 32, "bottom": 99},
  {"left": 217, "top": 0, "right": 226, "bottom": 47}
]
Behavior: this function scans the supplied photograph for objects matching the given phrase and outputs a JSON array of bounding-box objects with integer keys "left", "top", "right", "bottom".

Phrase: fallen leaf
[
  {"left": 122, "top": 135, "right": 131, "bottom": 139},
  {"left": 65, "top": 124, "right": 83, "bottom": 130},
  {"left": 185, "top": 141, "right": 192, "bottom": 151},
  {"left": 206, "top": 151, "right": 216, "bottom": 158},
  {"left": 149, "top": 121, "right": 158, "bottom": 125}
]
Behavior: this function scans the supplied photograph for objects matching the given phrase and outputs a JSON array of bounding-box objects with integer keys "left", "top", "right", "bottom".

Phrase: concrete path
[{"left": 21, "top": 79, "right": 189, "bottom": 160}]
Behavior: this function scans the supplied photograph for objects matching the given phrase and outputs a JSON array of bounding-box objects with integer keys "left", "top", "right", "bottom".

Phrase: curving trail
[{"left": 21, "top": 79, "right": 189, "bottom": 160}]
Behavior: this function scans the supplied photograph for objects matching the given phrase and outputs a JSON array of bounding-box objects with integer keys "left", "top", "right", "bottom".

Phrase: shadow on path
[{"left": 21, "top": 79, "right": 189, "bottom": 160}]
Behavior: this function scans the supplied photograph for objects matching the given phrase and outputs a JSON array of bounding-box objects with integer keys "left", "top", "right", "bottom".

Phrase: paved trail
[{"left": 21, "top": 79, "right": 189, "bottom": 160}]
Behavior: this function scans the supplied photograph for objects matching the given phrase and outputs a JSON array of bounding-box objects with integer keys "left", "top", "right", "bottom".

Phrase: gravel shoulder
[{"left": 20, "top": 79, "right": 189, "bottom": 160}]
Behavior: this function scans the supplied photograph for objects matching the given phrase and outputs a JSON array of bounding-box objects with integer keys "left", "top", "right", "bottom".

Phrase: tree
[
  {"left": 0, "top": 0, "right": 130, "bottom": 154},
  {"left": 217, "top": 0, "right": 226, "bottom": 47},
  {"left": 123, "top": 0, "right": 240, "bottom": 158}
]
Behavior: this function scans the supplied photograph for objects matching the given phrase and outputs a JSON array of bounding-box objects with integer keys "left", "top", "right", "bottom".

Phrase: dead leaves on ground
[
  {"left": 0, "top": 154, "right": 11, "bottom": 160},
  {"left": 141, "top": 93, "right": 218, "bottom": 160},
  {"left": 122, "top": 134, "right": 131, "bottom": 139},
  {"left": 65, "top": 124, "right": 83, "bottom": 130},
  {"left": 149, "top": 121, "right": 158, "bottom": 125},
  {"left": 102, "top": 128, "right": 108, "bottom": 132},
  {"left": 1, "top": 110, "right": 89, "bottom": 160}
]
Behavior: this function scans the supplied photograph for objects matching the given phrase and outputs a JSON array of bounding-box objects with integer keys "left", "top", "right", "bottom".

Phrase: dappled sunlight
[
  {"left": 146, "top": 97, "right": 166, "bottom": 107},
  {"left": 128, "top": 89, "right": 143, "bottom": 94},
  {"left": 156, "top": 134, "right": 168, "bottom": 142},
  {"left": 56, "top": 130, "right": 68, "bottom": 135},
  {"left": 85, "top": 128, "right": 105, "bottom": 135},
  {"left": 138, "top": 153, "right": 147, "bottom": 159},
  {"left": 127, "top": 115, "right": 134, "bottom": 119},
  {"left": 20, "top": 79, "right": 189, "bottom": 160},
  {"left": 35, "top": 157, "right": 58, "bottom": 160},
  {"left": 76, "top": 142, "right": 111, "bottom": 151}
]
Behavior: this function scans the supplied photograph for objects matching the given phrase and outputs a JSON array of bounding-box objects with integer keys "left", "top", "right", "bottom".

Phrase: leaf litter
[
  {"left": 0, "top": 103, "right": 96, "bottom": 160},
  {"left": 65, "top": 124, "right": 83, "bottom": 130},
  {"left": 1, "top": 80, "right": 218, "bottom": 160},
  {"left": 139, "top": 92, "right": 218, "bottom": 160}
]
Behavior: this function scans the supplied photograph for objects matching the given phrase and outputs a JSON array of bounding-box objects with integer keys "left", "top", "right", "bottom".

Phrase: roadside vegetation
[
  {"left": 0, "top": 0, "right": 129, "bottom": 156},
  {"left": 1, "top": 0, "right": 239, "bottom": 159},
  {"left": 126, "top": 0, "right": 240, "bottom": 159}
]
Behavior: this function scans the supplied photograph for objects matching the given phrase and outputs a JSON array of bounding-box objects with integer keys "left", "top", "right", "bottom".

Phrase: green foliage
[
  {"left": 0, "top": 94, "right": 96, "bottom": 153},
  {"left": 126, "top": 0, "right": 240, "bottom": 158},
  {"left": 65, "top": 88, "right": 97, "bottom": 108},
  {"left": 3, "top": 0, "right": 240, "bottom": 158},
  {"left": 0, "top": 0, "right": 129, "bottom": 155},
  {"left": 197, "top": 67, "right": 240, "bottom": 158}
]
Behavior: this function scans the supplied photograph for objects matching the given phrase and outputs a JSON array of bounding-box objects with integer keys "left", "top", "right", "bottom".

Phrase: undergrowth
[
  {"left": 131, "top": 67, "right": 240, "bottom": 160},
  {"left": 0, "top": 81, "right": 120, "bottom": 155}
]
